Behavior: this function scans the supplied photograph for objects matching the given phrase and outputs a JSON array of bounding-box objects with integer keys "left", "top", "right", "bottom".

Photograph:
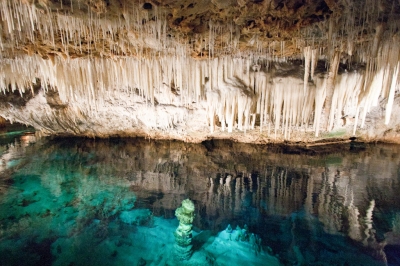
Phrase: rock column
[{"left": 174, "top": 199, "right": 195, "bottom": 261}]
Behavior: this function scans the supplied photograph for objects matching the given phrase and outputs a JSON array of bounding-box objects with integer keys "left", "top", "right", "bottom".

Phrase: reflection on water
[{"left": 0, "top": 134, "right": 400, "bottom": 265}]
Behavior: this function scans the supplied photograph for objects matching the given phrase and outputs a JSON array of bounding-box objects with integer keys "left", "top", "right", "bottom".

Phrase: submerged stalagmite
[
  {"left": 174, "top": 199, "right": 195, "bottom": 261},
  {"left": 0, "top": 0, "right": 399, "bottom": 143}
]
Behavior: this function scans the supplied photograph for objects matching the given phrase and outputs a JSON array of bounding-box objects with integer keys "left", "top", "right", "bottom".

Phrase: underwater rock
[
  {"left": 250, "top": 233, "right": 256, "bottom": 245},
  {"left": 225, "top": 224, "right": 233, "bottom": 233},
  {"left": 173, "top": 199, "right": 195, "bottom": 261},
  {"left": 241, "top": 224, "right": 249, "bottom": 241},
  {"left": 241, "top": 228, "right": 248, "bottom": 241},
  {"left": 250, "top": 233, "right": 263, "bottom": 255},
  {"left": 225, "top": 224, "right": 233, "bottom": 240},
  {"left": 234, "top": 225, "right": 242, "bottom": 241}
]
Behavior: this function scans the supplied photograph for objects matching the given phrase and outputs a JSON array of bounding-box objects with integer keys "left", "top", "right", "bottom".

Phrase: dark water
[{"left": 0, "top": 130, "right": 400, "bottom": 266}]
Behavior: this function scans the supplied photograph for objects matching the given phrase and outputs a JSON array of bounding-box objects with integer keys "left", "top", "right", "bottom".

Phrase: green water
[{"left": 0, "top": 132, "right": 399, "bottom": 265}]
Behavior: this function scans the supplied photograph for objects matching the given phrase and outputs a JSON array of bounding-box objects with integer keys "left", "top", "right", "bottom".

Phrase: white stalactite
[
  {"left": 0, "top": 0, "right": 399, "bottom": 140},
  {"left": 303, "top": 46, "right": 312, "bottom": 93},
  {"left": 1, "top": 52, "right": 398, "bottom": 138}
]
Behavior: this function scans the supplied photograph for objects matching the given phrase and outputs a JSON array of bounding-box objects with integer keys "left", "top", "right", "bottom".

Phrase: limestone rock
[{"left": 174, "top": 199, "right": 195, "bottom": 261}]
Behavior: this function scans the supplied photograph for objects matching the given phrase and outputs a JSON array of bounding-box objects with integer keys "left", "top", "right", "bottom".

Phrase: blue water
[{"left": 0, "top": 130, "right": 400, "bottom": 265}]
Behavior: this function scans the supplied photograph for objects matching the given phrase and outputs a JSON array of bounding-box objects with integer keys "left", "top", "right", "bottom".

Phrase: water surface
[{"left": 0, "top": 132, "right": 400, "bottom": 265}]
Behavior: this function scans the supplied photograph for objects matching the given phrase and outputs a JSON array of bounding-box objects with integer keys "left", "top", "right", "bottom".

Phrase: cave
[{"left": 0, "top": 0, "right": 400, "bottom": 265}]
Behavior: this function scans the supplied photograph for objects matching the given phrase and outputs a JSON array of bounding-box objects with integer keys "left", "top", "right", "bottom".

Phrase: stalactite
[
  {"left": 325, "top": 51, "right": 341, "bottom": 132},
  {"left": 310, "top": 49, "right": 318, "bottom": 81},
  {"left": 303, "top": 46, "right": 312, "bottom": 93},
  {"left": 0, "top": 0, "right": 399, "bottom": 140},
  {"left": 385, "top": 63, "right": 399, "bottom": 125}
]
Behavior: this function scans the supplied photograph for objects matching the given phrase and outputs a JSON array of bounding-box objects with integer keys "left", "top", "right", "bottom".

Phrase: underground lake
[{"left": 0, "top": 128, "right": 400, "bottom": 266}]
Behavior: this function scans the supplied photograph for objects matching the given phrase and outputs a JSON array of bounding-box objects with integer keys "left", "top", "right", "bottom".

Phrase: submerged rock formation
[
  {"left": 174, "top": 198, "right": 195, "bottom": 261},
  {"left": 0, "top": 0, "right": 399, "bottom": 143}
]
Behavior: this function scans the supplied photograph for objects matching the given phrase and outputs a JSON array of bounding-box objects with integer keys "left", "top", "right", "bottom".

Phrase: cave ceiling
[{"left": 1, "top": 0, "right": 399, "bottom": 61}]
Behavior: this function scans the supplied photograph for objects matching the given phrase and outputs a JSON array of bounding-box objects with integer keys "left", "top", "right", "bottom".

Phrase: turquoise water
[{"left": 0, "top": 131, "right": 400, "bottom": 265}]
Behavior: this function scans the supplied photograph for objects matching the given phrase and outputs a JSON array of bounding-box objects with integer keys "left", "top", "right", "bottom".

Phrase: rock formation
[
  {"left": 174, "top": 198, "right": 195, "bottom": 261},
  {"left": 0, "top": 0, "right": 399, "bottom": 143}
]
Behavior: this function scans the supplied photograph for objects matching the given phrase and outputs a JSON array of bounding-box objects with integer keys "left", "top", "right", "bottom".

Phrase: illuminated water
[{"left": 0, "top": 129, "right": 400, "bottom": 265}]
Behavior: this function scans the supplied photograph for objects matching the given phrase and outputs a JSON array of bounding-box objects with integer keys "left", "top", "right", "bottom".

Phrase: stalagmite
[{"left": 173, "top": 199, "right": 195, "bottom": 261}]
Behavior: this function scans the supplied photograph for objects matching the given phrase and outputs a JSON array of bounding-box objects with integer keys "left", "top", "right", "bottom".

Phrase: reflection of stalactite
[
  {"left": 234, "top": 176, "right": 242, "bottom": 215},
  {"left": 361, "top": 199, "right": 388, "bottom": 264},
  {"left": 318, "top": 168, "right": 344, "bottom": 234},
  {"left": 304, "top": 169, "right": 314, "bottom": 216},
  {"left": 363, "top": 199, "right": 376, "bottom": 246},
  {"left": 346, "top": 191, "right": 362, "bottom": 241},
  {"left": 314, "top": 170, "right": 388, "bottom": 262},
  {"left": 202, "top": 166, "right": 313, "bottom": 224},
  {"left": 206, "top": 174, "right": 240, "bottom": 218},
  {"left": 223, "top": 175, "right": 232, "bottom": 216}
]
